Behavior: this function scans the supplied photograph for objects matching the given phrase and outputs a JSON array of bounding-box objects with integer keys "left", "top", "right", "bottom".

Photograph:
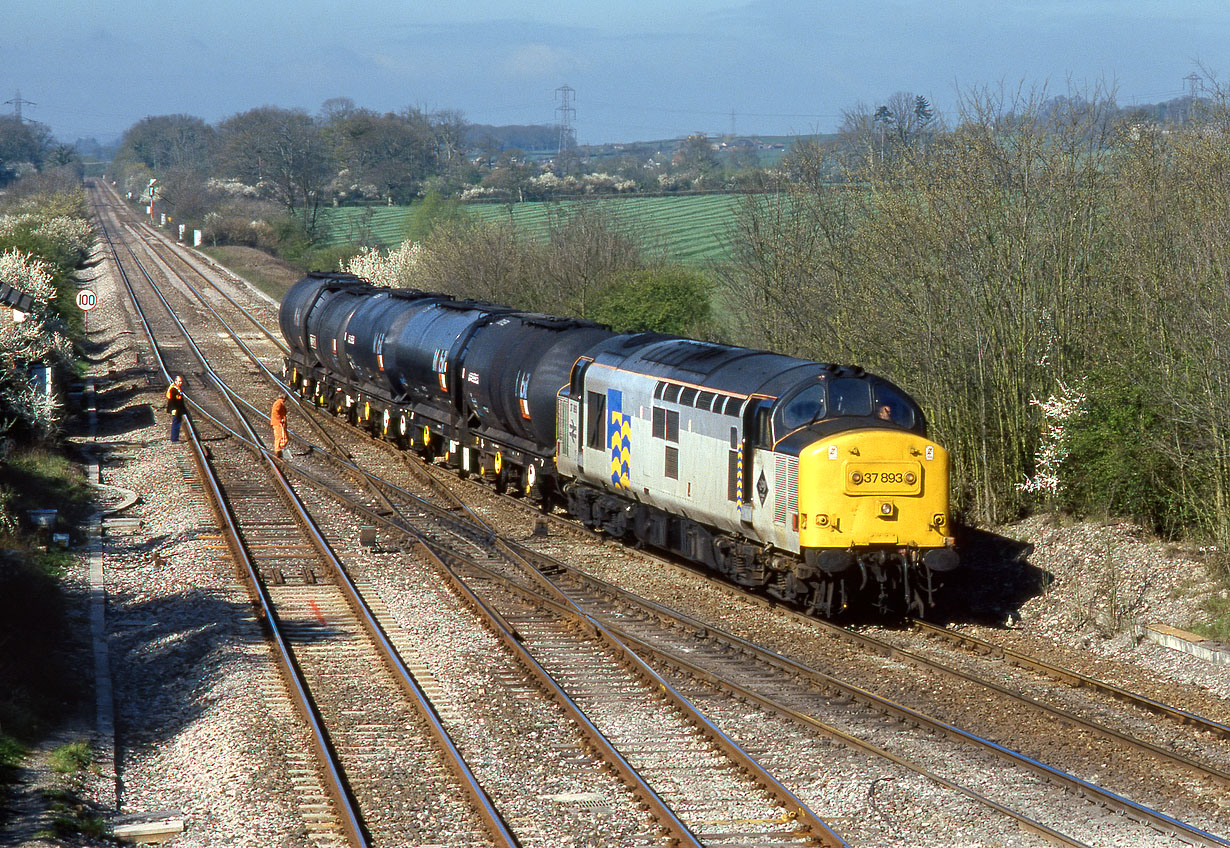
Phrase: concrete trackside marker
[{"left": 1143, "top": 623, "right": 1230, "bottom": 666}]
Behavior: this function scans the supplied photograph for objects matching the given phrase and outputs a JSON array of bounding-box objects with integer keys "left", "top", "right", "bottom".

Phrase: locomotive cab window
[
  {"left": 776, "top": 383, "right": 827, "bottom": 432},
  {"left": 872, "top": 382, "right": 916, "bottom": 429},
  {"left": 830, "top": 377, "right": 873, "bottom": 417}
]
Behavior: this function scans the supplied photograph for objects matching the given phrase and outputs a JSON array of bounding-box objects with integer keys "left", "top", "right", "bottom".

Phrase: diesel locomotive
[{"left": 279, "top": 272, "right": 958, "bottom": 617}]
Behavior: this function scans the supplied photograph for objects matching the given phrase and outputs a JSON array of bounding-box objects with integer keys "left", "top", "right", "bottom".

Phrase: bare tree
[{"left": 216, "top": 107, "right": 334, "bottom": 234}]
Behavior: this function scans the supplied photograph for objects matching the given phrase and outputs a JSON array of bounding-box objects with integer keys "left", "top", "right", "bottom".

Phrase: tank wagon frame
[{"left": 280, "top": 272, "right": 958, "bottom": 618}]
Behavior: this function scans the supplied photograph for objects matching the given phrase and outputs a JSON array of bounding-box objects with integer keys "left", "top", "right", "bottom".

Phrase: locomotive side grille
[
  {"left": 557, "top": 402, "right": 570, "bottom": 459},
  {"left": 774, "top": 454, "right": 798, "bottom": 526}
]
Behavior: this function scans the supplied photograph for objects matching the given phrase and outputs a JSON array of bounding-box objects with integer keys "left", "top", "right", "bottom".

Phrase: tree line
[{"left": 108, "top": 99, "right": 762, "bottom": 263}]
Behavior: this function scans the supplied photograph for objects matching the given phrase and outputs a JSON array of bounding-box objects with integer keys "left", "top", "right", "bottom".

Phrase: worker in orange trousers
[{"left": 271, "top": 394, "right": 289, "bottom": 458}]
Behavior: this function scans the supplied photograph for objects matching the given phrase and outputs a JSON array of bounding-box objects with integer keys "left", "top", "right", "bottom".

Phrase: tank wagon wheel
[
  {"left": 492, "top": 452, "right": 509, "bottom": 494},
  {"left": 523, "top": 463, "right": 549, "bottom": 507}
]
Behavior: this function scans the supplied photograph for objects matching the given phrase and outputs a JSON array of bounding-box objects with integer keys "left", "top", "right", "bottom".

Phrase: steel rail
[
  {"left": 909, "top": 619, "right": 1230, "bottom": 740},
  {"left": 95, "top": 178, "right": 290, "bottom": 357},
  {"left": 265, "top": 429, "right": 847, "bottom": 847},
  {"left": 91, "top": 198, "right": 371, "bottom": 848},
  {"left": 174, "top": 381, "right": 713, "bottom": 846},
  {"left": 511, "top": 555, "right": 1230, "bottom": 848},
  {"left": 94, "top": 186, "right": 521, "bottom": 848},
  {"left": 479, "top": 569, "right": 1093, "bottom": 848}
]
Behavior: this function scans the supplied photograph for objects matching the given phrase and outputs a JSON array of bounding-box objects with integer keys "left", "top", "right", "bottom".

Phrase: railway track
[
  {"left": 93, "top": 184, "right": 518, "bottom": 847},
  {"left": 89, "top": 180, "right": 1230, "bottom": 846}
]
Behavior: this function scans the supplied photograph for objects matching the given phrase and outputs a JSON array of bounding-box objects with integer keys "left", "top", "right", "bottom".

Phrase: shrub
[
  {"left": 590, "top": 267, "right": 714, "bottom": 336},
  {"left": 304, "top": 244, "right": 360, "bottom": 274},
  {"left": 1060, "top": 363, "right": 1187, "bottom": 536}
]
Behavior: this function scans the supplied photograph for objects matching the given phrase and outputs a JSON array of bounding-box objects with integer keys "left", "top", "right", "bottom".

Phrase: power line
[
  {"left": 4, "top": 90, "right": 36, "bottom": 123},
  {"left": 555, "top": 84, "right": 576, "bottom": 155}
]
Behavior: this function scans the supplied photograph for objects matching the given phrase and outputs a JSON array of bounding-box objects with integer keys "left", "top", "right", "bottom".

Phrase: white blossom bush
[
  {"left": 0, "top": 248, "right": 57, "bottom": 304},
  {"left": 33, "top": 216, "right": 95, "bottom": 263},
  {"left": 205, "top": 178, "right": 261, "bottom": 198},
  {"left": 343, "top": 240, "right": 425, "bottom": 289},
  {"left": 1018, "top": 379, "right": 1088, "bottom": 501},
  {"left": 0, "top": 213, "right": 95, "bottom": 267},
  {"left": 581, "top": 172, "right": 636, "bottom": 193},
  {"left": 0, "top": 486, "right": 18, "bottom": 535},
  {"left": 458, "top": 186, "right": 499, "bottom": 201},
  {"left": 0, "top": 248, "right": 73, "bottom": 439}
]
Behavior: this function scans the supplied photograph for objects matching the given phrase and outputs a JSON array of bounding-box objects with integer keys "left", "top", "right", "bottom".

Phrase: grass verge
[
  {"left": 1194, "top": 594, "right": 1230, "bottom": 642},
  {"left": 38, "top": 743, "right": 107, "bottom": 841},
  {"left": 198, "top": 245, "right": 304, "bottom": 301}
]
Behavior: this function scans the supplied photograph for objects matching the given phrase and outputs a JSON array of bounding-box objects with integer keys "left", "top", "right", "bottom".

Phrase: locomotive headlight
[
  {"left": 933, "top": 513, "right": 946, "bottom": 527},
  {"left": 880, "top": 502, "right": 893, "bottom": 516},
  {"left": 905, "top": 471, "right": 916, "bottom": 485},
  {"left": 850, "top": 471, "right": 863, "bottom": 485},
  {"left": 816, "top": 513, "right": 828, "bottom": 526}
]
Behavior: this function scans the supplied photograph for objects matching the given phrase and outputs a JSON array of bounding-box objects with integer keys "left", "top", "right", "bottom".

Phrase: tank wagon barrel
[{"left": 280, "top": 272, "right": 957, "bottom": 618}]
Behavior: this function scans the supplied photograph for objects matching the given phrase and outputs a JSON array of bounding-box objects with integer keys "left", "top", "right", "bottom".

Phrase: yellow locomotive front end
[{"left": 795, "top": 428, "right": 957, "bottom": 613}]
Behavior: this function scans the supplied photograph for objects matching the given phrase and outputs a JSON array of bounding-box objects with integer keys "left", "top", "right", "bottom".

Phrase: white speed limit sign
[{"left": 76, "top": 289, "right": 97, "bottom": 311}]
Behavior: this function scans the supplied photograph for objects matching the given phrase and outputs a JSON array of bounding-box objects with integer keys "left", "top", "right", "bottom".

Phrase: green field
[{"left": 316, "top": 194, "right": 747, "bottom": 265}]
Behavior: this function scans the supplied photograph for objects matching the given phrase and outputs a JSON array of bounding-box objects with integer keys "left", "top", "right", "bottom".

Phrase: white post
[{"left": 193, "top": 230, "right": 203, "bottom": 247}]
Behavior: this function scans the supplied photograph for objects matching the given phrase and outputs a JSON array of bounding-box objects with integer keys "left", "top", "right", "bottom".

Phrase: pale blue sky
[{"left": 2, "top": 0, "right": 1224, "bottom": 144}]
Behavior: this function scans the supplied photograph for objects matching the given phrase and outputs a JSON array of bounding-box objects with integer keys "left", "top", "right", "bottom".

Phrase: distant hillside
[{"left": 316, "top": 194, "right": 748, "bottom": 265}]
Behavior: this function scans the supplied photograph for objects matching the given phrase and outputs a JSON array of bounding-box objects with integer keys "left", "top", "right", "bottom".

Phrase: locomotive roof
[{"left": 593, "top": 335, "right": 857, "bottom": 400}]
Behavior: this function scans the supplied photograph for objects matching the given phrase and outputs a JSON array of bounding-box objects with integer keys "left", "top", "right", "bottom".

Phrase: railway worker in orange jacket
[
  {"left": 165, "top": 376, "right": 185, "bottom": 442},
  {"left": 271, "top": 394, "right": 289, "bottom": 458}
]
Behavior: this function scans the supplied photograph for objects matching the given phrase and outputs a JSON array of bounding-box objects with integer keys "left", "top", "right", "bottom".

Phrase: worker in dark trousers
[
  {"left": 271, "top": 394, "right": 288, "bottom": 458},
  {"left": 165, "top": 376, "right": 186, "bottom": 442}
]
